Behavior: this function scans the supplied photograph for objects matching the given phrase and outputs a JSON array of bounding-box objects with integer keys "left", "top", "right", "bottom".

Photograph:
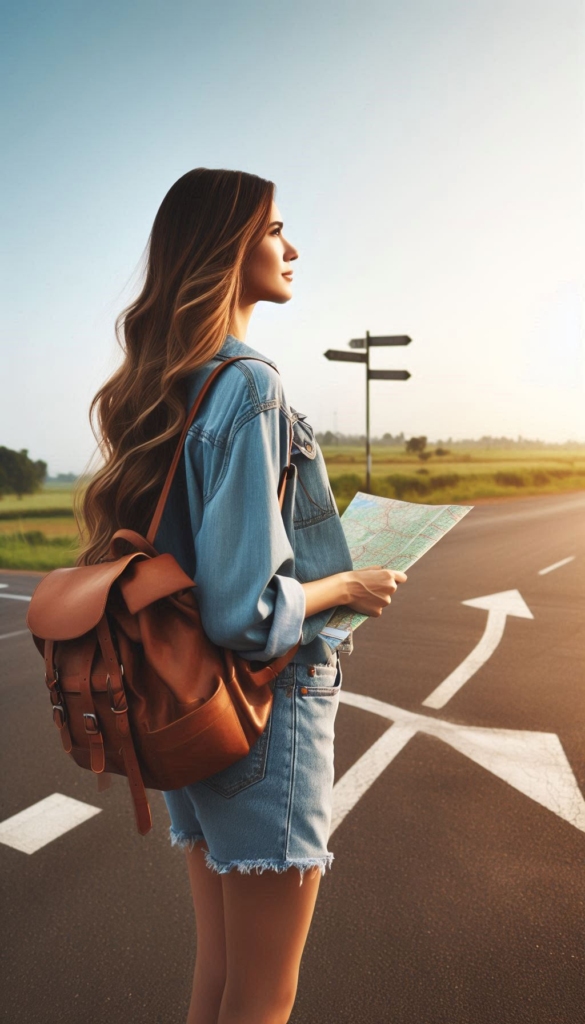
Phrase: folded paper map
[{"left": 319, "top": 492, "right": 473, "bottom": 650}]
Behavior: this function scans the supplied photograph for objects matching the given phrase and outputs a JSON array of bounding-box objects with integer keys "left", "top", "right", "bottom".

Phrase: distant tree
[
  {"left": 405, "top": 435, "right": 427, "bottom": 454},
  {"left": 418, "top": 450, "right": 432, "bottom": 461},
  {"left": 435, "top": 447, "right": 450, "bottom": 456},
  {"left": 0, "top": 447, "right": 47, "bottom": 499},
  {"left": 378, "top": 432, "right": 403, "bottom": 446},
  {"left": 321, "top": 431, "right": 336, "bottom": 446}
]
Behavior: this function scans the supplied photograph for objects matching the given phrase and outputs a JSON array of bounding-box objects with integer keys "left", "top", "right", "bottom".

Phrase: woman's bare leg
[
  {"left": 185, "top": 843, "right": 227, "bottom": 1024},
  {"left": 218, "top": 865, "right": 322, "bottom": 1024}
]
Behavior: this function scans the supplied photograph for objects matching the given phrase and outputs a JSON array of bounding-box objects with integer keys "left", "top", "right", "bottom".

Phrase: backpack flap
[
  {"left": 117, "top": 554, "right": 195, "bottom": 615},
  {"left": 26, "top": 552, "right": 195, "bottom": 641},
  {"left": 26, "top": 553, "right": 145, "bottom": 641}
]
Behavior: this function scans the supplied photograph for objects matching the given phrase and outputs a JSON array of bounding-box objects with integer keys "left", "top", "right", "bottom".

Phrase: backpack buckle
[
  {"left": 83, "top": 713, "right": 100, "bottom": 734},
  {"left": 52, "top": 703, "right": 66, "bottom": 727},
  {"left": 44, "top": 667, "right": 59, "bottom": 690},
  {"left": 106, "top": 674, "right": 128, "bottom": 714}
]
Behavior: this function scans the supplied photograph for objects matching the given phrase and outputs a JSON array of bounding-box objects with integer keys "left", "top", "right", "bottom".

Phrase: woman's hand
[
  {"left": 344, "top": 565, "right": 408, "bottom": 617},
  {"left": 300, "top": 566, "right": 408, "bottom": 619}
]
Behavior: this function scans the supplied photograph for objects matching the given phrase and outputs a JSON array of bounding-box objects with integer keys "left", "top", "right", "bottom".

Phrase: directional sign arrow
[
  {"left": 421, "top": 590, "right": 534, "bottom": 709},
  {"left": 324, "top": 349, "right": 368, "bottom": 363},
  {"left": 368, "top": 369, "right": 411, "bottom": 381},
  {"left": 331, "top": 692, "right": 585, "bottom": 836},
  {"left": 367, "top": 335, "right": 412, "bottom": 346},
  {"left": 349, "top": 336, "right": 412, "bottom": 347}
]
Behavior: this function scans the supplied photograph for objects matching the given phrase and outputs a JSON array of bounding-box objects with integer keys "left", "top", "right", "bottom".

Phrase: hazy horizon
[{"left": 2, "top": 0, "right": 584, "bottom": 474}]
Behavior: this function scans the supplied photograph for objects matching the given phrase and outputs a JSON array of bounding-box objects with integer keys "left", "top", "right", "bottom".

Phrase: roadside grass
[
  {"left": 322, "top": 445, "right": 585, "bottom": 471},
  {"left": 0, "top": 486, "right": 79, "bottom": 515},
  {"left": 0, "top": 531, "right": 79, "bottom": 571},
  {"left": 0, "top": 516, "right": 80, "bottom": 538},
  {"left": 329, "top": 465, "right": 585, "bottom": 514},
  {"left": 1, "top": 449, "right": 584, "bottom": 568},
  {"left": 0, "top": 491, "right": 81, "bottom": 568}
]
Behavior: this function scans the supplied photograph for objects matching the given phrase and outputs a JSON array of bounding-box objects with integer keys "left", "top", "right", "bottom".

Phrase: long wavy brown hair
[{"left": 74, "top": 168, "right": 275, "bottom": 565}]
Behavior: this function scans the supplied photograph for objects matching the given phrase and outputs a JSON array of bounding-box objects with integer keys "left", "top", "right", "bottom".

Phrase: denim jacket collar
[{"left": 216, "top": 334, "right": 279, "bottom": 371}]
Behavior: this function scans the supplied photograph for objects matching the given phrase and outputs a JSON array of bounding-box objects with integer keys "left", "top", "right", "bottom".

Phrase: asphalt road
[{"left": 1, "top": 491, "right": 584, "bottom": 1024}]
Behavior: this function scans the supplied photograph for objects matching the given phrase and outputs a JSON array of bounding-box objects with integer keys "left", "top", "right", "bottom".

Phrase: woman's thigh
[
  {"left": 220, "top": 865, "right": 322, "bottom": 1010},
  {"left": 186, "top": 842, "right": 226, "bottom": 971}
]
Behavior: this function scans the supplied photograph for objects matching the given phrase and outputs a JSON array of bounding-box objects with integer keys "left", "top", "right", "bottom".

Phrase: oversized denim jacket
[{"left": 154, "top": 335, "right": 354, "bottom": 667}]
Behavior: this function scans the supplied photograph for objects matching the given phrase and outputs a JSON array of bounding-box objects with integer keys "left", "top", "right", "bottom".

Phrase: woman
[{"left": 78, "top": 168, "right": 407, "bottom": 1024}]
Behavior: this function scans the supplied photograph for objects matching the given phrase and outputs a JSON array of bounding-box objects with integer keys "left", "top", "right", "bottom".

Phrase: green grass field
[
  {"left": 323, "top": 447, "right": 585, "bottom": 513},
  {"left": 0, "top": 486, "right": 82, "bottom": 569},
  {"left": 0, "top": 449, "right": 583, "bottom": 568}
]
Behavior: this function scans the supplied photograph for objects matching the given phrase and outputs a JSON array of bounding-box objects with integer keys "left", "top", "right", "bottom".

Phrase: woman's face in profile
[{"left": 242, "top": 199, "right": 299, "bottom": 305}]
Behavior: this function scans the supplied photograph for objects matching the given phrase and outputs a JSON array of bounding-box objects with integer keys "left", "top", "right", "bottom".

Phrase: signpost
[{"left": 324, "top": 330, "right": 412, "bottom": 492}]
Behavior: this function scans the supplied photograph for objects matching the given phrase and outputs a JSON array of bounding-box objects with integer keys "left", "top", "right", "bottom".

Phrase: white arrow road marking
[
  {"left": 331, "top": 691, "right": 585, "bottom": 836},
  {"left": 421, "top": 590, "right": 533, "bottom": 709},
  {"left": 331, "top": 722, "right": 418, "bottom": 833},
  {"left": 0, "top": 794, "right": 102, "bottom": 855},
  {"left": 0, "top": 629, "right": 29, "bottom": 642},
  {"left": 538, "top": 556, "right": 575, "bottom": 575},
  {"left": 0, "top": 593, "right": 31, "bottom": 602}
]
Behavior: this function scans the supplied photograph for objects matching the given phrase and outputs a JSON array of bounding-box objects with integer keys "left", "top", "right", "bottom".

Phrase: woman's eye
[{"left": 271, "top": 228, "right": 281, "bottom": 236}]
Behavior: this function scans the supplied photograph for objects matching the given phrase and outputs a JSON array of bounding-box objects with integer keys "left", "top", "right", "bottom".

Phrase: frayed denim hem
[
  {"left": 169, "top": 827, "right": 206, "bottom": 852},
  {"left": 203, "top": 850, "right": 335, "bottom": 886}
]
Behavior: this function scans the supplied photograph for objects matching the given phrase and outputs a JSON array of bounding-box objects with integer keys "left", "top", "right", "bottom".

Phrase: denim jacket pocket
[
  {"left": 291, "top": 408, "right": 317, "bottom": 460},
  {"left": 290, "top": 409, "right": 336, "bottom": 528}
]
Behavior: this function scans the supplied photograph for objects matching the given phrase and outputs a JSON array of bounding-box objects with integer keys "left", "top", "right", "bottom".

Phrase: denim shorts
[{"left": 162, "top": 655, "right": 342, "bottom": 885}]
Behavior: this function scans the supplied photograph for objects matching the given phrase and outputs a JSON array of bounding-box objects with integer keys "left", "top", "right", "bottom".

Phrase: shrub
[
  {"left": 530, "top": 470, "right": 550, "bottom": 486},
  {"left": 429, "top": 473, "right": 461, "bottom": 489},
  {"left": 384, "top": 474, "right": 431, "bottom": 498},
  {"left": 494, "top": 471, "right": 525, "bottom": 487},
  {"left": 330, "top": 473, "right": 364, "bottom": 498}
]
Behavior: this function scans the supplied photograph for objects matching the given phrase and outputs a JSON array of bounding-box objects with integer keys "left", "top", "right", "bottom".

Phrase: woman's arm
[
  {"left": 301, "top": 566, "right": 408, "bottom": 618},
  {"left": 188, "top": 404, "right": 306, "bottom": 661}
]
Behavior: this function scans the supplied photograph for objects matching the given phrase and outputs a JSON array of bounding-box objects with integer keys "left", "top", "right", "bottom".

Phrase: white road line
[
  {"left": 421, "top": 590, "right": 533, "bottom": 710},
  {"left": 330, "top": 722, "right": 417, "bottom": 834},
  {"left": 331, "top": 691, "right": 585, "bottom": 836},
  {"left": 0, "top": 629, "right": 29, "bottom": 642},
  {"left": 0, "top": 583, "right": 8, "bottom": 589},
  {"left": 0, "top": 794, "right": 102, "bottom": 855},
  {"left": 0, "top": 593, "right": 31, "bottom": 602},
  {"left": 538, "top": 556, "right": 575, "bottom": 575}
]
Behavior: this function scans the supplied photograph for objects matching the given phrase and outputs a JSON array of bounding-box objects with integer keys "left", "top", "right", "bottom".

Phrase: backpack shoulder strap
[{"left": 146, "top": 355, "right": 294, "bottom": 546}]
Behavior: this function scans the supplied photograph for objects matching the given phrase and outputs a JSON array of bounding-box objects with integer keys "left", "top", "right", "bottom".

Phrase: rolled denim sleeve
[{"left": 189, "top": 406, "right": 306, "bottom": 661}]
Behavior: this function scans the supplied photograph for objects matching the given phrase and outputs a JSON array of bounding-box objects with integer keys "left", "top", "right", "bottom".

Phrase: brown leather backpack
[{"left": 26, "top": 356, "right": 300, "bottom": 835}]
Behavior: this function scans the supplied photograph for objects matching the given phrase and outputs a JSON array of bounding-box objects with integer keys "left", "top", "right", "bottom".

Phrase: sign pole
[
  {"left": 324, "top": 335, "right": 411, "bottom": 497},
  {"left": 365, "top": 330, "right": 371, "bottom": 492}
]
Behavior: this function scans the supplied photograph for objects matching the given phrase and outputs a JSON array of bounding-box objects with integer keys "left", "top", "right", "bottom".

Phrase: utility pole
[
  {"left": 365, "top": 330, "right": 371, "bottom": 490},
  {"left": 324, "top": 332, "right": 412, "bottom": 493}
]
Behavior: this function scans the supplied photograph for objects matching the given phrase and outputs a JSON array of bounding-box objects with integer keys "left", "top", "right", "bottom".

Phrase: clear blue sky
[{"left": 2, "top": 0, "right": 583, "bottom": 473}]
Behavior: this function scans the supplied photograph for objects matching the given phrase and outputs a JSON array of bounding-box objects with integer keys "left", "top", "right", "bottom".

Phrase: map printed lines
[{"left": 328, "top": 492, "right": 471, "bottom": 633}]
